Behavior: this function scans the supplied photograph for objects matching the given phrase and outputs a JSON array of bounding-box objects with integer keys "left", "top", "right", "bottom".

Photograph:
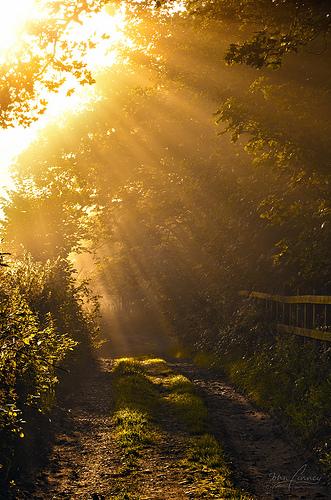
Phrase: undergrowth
[
  {"left": 0, "top": 255, "right": 99, "bottom": 490},
  {"left": 193, "top": 300, "right": 331, "bottom": 475}
]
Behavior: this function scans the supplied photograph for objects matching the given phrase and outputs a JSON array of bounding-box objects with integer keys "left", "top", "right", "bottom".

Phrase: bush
[
  {"left": 0, "top": 254, "right": 99, "bottom": 487},
  {"left": 195, "top": 300, "right": 331, "bottom": 472}
]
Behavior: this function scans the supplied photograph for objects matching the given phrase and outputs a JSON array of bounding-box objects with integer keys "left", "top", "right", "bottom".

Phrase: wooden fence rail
[{"left": 239, "top": 290, "right": 331, "bottom": 343}]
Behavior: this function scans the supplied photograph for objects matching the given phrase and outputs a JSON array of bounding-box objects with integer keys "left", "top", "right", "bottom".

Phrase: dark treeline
[{"left": 1, "top": 0, "right": 331, "bottom": 491}]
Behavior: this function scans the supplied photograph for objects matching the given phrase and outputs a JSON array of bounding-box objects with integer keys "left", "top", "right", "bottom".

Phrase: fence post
[{"left": 282, "top": 302, "right": 285, "bottom": 323}]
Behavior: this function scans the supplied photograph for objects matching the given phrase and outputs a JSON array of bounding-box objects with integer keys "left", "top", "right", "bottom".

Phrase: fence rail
[
  {"left": 240, "top": 290, "right": 331, "bottom": 342},
  {"left": 239, "top": 290, "right": 331, "bottom": 305}
]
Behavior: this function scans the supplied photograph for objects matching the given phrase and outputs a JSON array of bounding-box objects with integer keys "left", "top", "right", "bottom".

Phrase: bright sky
[{"left": 0, "top": 1, "right": 129, "bottom": 192}]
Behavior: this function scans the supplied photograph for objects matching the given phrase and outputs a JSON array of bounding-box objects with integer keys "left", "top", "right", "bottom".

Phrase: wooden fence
[{"left": 239, "top": 290, "right": 331, "bottom": 342}]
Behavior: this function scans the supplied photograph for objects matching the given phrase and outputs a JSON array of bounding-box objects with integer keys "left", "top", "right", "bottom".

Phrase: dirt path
[
  {"left": 15, "top": 359, "right": 193, "bottom": 499},
  {"left": 173, "top": 362, "right": 330, "bottom": 499},
  {"left": 14, "top": 358, "right": 330, "bottom": 499}
]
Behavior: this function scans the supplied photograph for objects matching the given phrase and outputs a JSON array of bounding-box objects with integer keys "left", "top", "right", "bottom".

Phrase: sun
[
  {"left": 0, "top": 1, "right": 128, "bottom": 59},
  {"left": 0, "top": 0, "right": 37, "bottom": 58},
  {"left": 0, "top": 1, "right": 130, "bottom": 191}
]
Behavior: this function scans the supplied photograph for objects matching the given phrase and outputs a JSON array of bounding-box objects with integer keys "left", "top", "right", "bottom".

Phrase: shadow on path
[{"left": 172, "top": 362, "right": 330, "bottom": 499}]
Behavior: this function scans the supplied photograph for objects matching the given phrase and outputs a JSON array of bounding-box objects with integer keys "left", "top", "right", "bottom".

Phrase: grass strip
[
  {"left": 182, "top": 433, "right": 254, "bottom": 499},
  {"left": 111, "top": 357, "right": 253, "bottom": 498},
  {"left": 153, "top": 371, "right": 207, "bottom": 433},
  {"left": 145, "top": 360, "right": 253, "bottom": 498},
  {"left": 111, "top": 358, "right": 160, "bottom": 469}
]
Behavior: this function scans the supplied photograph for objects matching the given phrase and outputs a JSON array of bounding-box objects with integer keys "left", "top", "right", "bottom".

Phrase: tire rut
[
  {"left": 171, "top": 362, "right": 330, "bottom": 499},
  {"left": 15, "top": 359, "right": 190, "bottom": 499}
]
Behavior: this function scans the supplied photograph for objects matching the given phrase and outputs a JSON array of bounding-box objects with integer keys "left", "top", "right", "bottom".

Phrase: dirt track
[
  {"left": 15, "top": 359, "right": 194, "bottom": 499},
  {"left": 14, "top": 359, "right": 330, "bottom": 499},
  {"left": 173, "top": 362, "right": 330, "bottom": 499}
]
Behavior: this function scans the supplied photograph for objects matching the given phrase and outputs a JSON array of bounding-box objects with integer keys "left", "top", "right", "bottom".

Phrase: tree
[
  {"left": 0, "top": 0, "right": 113, "bottom": 127},
  {"left": 2, "top": 0, "right": 329, "bottom": 127},
  {"left": 3, "top": 0, "right": 331, "bottom": 327},
  {"left": 187, "top": 0, "right": 331, "bottom": 69}
]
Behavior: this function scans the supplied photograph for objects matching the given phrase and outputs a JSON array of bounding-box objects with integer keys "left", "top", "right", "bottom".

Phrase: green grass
[
  {"left": 155, "top": 372, "right": 207, "bottom": 433},
  {"left": 193, "top": 338, "right": 331, "bottom": 480},
  {"left": 141, "top": 357, "right": 172, "bottom": 376},
  {"left": 113, "top": 408, "right": 152, "bottom": 453},
  {"left": 182, "top": 434, "right": 254, "bottom": 499},
  {"left": 165, "top": 391, "right": 207, "bottom": 433},
  {"left": 111, "top": 358, "right": 160, "bottom": 468},
  {"left": 149, "top": 371, "right": 207, "bottom": 433},
  {"left": 214, "top": 336, "right": 331, "bottom": 443},
  {"left": 161, "top": 374, "right": 193, "bottom": 393},
  {"left": 186, "top": 433, "right": 224, "bottom": 468},
  {"left": 110, "top": 356, "right": 252, "bottom": 498},
  {"left": 112, "top": 358, "right": 145, "bottom": 377},
  {"left": 114, "top": 372, "right": 159, "bottom": 412}
]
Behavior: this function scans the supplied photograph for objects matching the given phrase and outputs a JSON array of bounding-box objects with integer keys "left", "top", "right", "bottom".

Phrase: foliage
[
  {"left": 1, "top": 176, "right": 93, "bottom": 260},
  {"left": 0, "top": 0, "right": 330, "bottom": 128},
  {"left": 0, "top": 0, "right": 112, "bottom": 127},
  {"left": 192, "top": 302, "right": 331, "bottom": 473},
  {"left": 187, "top": 0, "right": 331, "bottom": 68},
  {"left": 5, "top": 5, "right": 331, "bottom": 342},
  {"left": 0, "top": 0, "right": 328, "bottom": 354},
  {"left": 0, "top": 0, "right": 174, "bottom": 128},
  {"left": 214, "top": 73, "right": 331, "bottom": 288},
  {"left": 224, "top": 331, "right": 331, "bottom": 442},
  {"left": 0, "top": 254, "right": 99, "bottom": 486},
  {"left": 0, "top": 252, "right": 10, "bottom": 267}
]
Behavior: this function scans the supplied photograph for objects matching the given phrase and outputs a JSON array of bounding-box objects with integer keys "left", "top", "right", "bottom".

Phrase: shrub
[{"left": 0, "top": 254, "right": 99, "bottom": 487}]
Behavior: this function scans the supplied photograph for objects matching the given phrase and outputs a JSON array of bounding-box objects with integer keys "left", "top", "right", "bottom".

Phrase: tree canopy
[{"left": 1, "top": 0, "right": 330, "bottom": 126}]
